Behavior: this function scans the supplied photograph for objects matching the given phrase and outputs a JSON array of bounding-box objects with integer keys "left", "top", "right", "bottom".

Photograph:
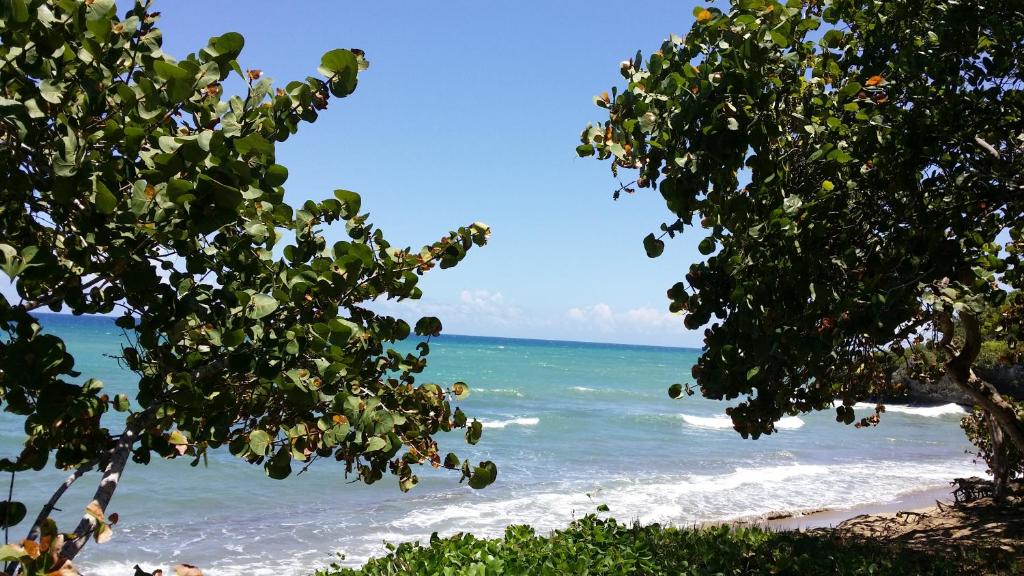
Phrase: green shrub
[{"left": 317, "top": 515, "right": 1003, "bottom": 576}]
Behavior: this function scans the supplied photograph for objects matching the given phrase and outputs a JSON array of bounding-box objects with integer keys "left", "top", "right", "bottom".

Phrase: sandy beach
[{"left": 765, "top": 485, "right": 957, "bottom": 531}]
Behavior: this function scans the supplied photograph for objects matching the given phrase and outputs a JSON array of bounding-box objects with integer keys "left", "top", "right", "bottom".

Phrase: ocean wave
[
  {"left": 833, "top": 401, "right": 967, "bottom": 418},
  {"left": 78, "top": 458, "right": 985, "bottom": 575},
  {"left": 570, "top": 386, "right": 597, "bottom": 393},
  {"left": 475, "top": 387, "right": 525, "bottom": 398},
  {"left": 680, "top": 414, "right": 733, "bottom": 429},
  {"left": 388, "top": 459, "right": 982, "bottom": 542},
  {"left": 482, "top": 417, "right": 540, "bottom": 429},
  {"left": 883, "top": 403, "right": 966, "bottom": 417},
  {"left": 681, "top": 414, "right": 804, "bottom": 430}
]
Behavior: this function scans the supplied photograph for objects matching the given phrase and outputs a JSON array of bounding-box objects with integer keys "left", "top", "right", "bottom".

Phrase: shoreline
[{"left": 738, "top": 484, "right": 957, "bottom": 532}]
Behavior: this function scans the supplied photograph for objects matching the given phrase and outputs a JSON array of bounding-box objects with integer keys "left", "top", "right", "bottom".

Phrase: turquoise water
[{"left": 2, "top": 314, "right": 982, "bottom": 575}]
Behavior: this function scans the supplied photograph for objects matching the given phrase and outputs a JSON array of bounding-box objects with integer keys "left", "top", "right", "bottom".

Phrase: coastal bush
[
  {"left": 580, "top": 0, "right": 1024, "bottom": 457},
  {"left": 318, "top": 515, "right": 988, "bottom": 576},
  {"left": 0, "top": 0, "right": 494, "bottom": 568}
]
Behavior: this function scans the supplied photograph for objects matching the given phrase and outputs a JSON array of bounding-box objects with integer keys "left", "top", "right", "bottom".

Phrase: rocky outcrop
[
  {"left": 904, "top": 374, "right": 975, "bottom": 405},
  {"left": 976, "top": 364, "right": 1024, "bottom": 399},
  {"left": 902, "top": 364, "right": 1024, "bottom": 406}
]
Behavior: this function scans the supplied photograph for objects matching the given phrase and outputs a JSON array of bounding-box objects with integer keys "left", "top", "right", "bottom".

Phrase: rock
[
  {"left": 903, "top": 373, "right": 974, "bottom": 405},
  {"left": 898, "top": 364, "right": 1023, "bottom": 406},
  {"left": 975, "top": 364, "right": 1024, "bottom": 398}
]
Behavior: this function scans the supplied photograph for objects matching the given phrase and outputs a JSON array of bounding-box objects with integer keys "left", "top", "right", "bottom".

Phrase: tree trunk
[
  {"left": 945, "top": 312, "right": 1024, "bottom": 457},
  {"left": 986, "top": 413, "right": 1008, "bottom": 502},
  {"left": 950, "top": 370, "right": 1024, "bottom": 456},
  {"left": 59, "top": 427, "right": 137, "bottom": 561}
]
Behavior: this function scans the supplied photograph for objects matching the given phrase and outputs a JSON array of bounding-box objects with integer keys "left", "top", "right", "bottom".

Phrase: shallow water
[{"left": 1, "top": 314, "right": 983, "bottom": 575}]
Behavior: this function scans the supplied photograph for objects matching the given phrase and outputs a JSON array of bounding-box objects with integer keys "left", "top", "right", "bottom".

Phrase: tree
[
  {"left": 580, "top": 0, "right": 1024, "bottom": 464},
  {"left": 0, "top": 0, "right": 496, "bottom": 570}
]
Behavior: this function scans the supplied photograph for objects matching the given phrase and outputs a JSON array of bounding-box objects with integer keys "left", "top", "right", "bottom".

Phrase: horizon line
[{"left": 30, "top": 311, "right": 702, "bottom": 352}]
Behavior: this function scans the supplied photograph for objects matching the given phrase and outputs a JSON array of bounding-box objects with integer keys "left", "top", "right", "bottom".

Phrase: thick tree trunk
[
  {"left": 945, "top": 312, "right": 1024, "bottom": 457},
  {"left": 952, "top": 370, "right": 1024, "bottom": 457},
  {"left": 986, "top": 413, "right": 1008, "bottom": 501}
]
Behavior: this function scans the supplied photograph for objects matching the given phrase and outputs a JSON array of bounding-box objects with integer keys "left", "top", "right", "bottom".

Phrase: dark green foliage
[
  {"left": 0, "top": 0, "right": 495, "bottom": 561},
  {"left": 581, "top": 0, "right": 1024, "bottom": 441},
  {"left": 319, "top": 515, "right": 1000, "bottom": 576}
]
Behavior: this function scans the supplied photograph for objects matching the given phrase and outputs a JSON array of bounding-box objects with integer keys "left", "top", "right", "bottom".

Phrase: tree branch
[
  {"left": 59, "top": 403, "right": 158, "bottom": 561},
  {"left": 26, "top": 462, "right": 95, "bottom": 542}
]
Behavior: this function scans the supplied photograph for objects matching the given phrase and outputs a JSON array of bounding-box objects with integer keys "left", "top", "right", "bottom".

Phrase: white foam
[
  {"left": 681, "top": 414, "right": 733, "bottom": 429},
  {"left": 833, "top": 401, "right": 967, "bottom": 417},
  {"left": 389, "top": 459, "right": 982, "bottom": 541},
  {"left": 482, "top": 417, "right": 540, "bottom": 429},
  {"left": 681, "top": 414, "right": 804, "bottom": 430},
  {"left": 80, "top": 459, "right": 987, "bottom": 574},
  {"left": 476, "top": 388, "right": 525, "bottom": 398},
  {"left": 884, "top": 403, "right": 966, "bottom": 417},
  {"left": 570, "top": 386, "right": 597, "bottom": 392},
  {"left": 775, "top": 416, "right": 806, "bottom": 429}
]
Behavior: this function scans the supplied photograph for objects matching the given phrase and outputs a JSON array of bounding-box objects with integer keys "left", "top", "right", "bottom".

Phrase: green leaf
[
  {"left": 468, "top": 461, "right": 497, "bottom": 489},
  {"left": 838, "top": 81, "right": 862, "bottom": 99},
  {"left": 85, "top": 0, "right": 116, "bottom": 42},
  {"left": 222, "top": 329, "right": 246, "bottom": 347},
  {"left": 643, "top": 233, "right": 665, "bottom": 258},
  {"left": 207, "top": 32, "right": 245, "bottom": 61},
  {"left": 249, "top": 294, "right": 278, "bottom": 319},
  {"left": 466, "top": 420, "right": 483, "bottom": 445},
  {"left": 93, "top": 178, "right": 117, "bottom": 214},
  {"left": 265, "top": 164, "right": 288, "bottom": 187},
  {"left": 0, "top": 543, "right": 25, "bottom": 561},
  {"left": 333, "top": 189, "right": 361, "bottom": 218},
  {"left": 668, "top": 383, "right": 683, "bottom": 399},
  {"left": 319, "top": 49, "right": 359, "bottom": 97},
  {"left": 9, "top": 0, "right": 28, "bottom": 23},
  {"left": 414, "top": 316, "right": 443, "bottom": 337},
  {"left": 365, "top": 436, "right": 387, "bottom": 452},
  {"left": 319, "top": 49, "right": 358, "bottom": 76},
  {"left": 452, "top": 381, "right": 470, "bottom": 400},
  {"left": 114, "top": 394, "right": 131, "bottom": 412},
  {"left": 443, "top": 453, "right": 461, "bottom": 469},
  {"left": 596, "top": 503, "right": 610, "bottom": 512},
  {"left": 39, "top": 80, "right": 62, "bottom": 103},
  {"left": 746, "top": 367, "right": 760, "bottom": 380},
  {"left": 248, "top": 429, "right": 271, "bottom": 455},
  {"left": 0, "top": 501, "right": 26, "bottom": 528},
  {"left": 265, "top": 448, "right": 292, "bottom": 479}
]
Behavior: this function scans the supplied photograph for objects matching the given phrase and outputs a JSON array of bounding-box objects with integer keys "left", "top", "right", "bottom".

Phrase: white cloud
[
  {"left": 371, "top": 292, "right": 692, "bottom": 346},
  {"left": 370, "top": 289, "right": 524, "bottom": 332},
  {"left": 565, "top": 303, "right": 684, "bottom": 335}
]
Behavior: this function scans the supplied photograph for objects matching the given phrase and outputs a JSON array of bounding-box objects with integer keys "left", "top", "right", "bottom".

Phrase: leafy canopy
[
  {"left": 581, "top": 0, "right": 1023, "bottom": 436},
  {"left": 0, "top": 0, "right": 495, "bottom": 564}
]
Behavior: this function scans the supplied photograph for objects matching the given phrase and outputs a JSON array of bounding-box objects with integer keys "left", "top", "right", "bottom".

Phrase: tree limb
[
  {"left": 26, "top": 462, "right": 95, "bottom": 542},
  {"left": 59, "top": 404, "right": 158, "bottom": 561},
  {"left": 58, "top": 431, "right": 134, "bottom": 561}
]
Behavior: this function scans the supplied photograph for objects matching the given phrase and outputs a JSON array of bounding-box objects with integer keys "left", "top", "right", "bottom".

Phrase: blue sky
[{"left": 10, "top": 1, "right": 711, "bottom": 347}]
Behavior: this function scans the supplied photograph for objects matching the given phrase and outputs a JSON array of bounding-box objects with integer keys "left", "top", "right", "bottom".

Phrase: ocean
[{"left": 1, "top": 314, "right": 984, "bottom": 575}]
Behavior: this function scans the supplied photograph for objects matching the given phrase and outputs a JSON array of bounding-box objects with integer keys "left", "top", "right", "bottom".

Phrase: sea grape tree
[
  {"left": 580, "top": 0, "right": 1024, "bottom": 457},
  {"left": 0, "top": 0, "right": 495, "bottom": 568}
]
